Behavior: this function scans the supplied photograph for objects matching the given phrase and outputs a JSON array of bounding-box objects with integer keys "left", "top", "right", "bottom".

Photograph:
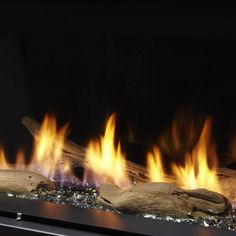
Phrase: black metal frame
[{"left": 0, "top": 196, "right": 234, "bottom": 236}]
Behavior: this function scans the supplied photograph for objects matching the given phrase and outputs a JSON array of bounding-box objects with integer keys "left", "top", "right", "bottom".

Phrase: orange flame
[
  {"left": 147, "top": 118, "right": 221, "bottom": 193},
  {"left": 85, "top": 113, "right": 131, "bottom": 189},
  {"left": 171, "top": 118, "right": 221, "bottom": 192},
  {"left": 0, "top": 114, "right": 71, "bottom": 183},
  {"left": 15, "top": 149, "right": 25, "bottom": 170},
  {"left": 0, "top": 148, "right": 11, "bottom": 170},
  {"left": 31, "top": 114, "right": 69, "bottom": 180},
  {"left": 147, "top": 146, "right": 166, "bottom": 182}
]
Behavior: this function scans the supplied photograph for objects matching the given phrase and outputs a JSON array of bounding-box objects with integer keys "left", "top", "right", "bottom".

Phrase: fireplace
[{"left": 0, "top": 1, "right": 236, "bottom": 235}]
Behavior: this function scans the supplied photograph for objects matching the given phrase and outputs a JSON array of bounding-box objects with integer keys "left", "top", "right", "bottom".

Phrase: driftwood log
[
  {"left": 0, "top": 170, "right": 54, "bottom": 195},
  {"left": 22, "top": 116, "right": 236, "bottom": 203},
  {"left": 98, "top": 182, "right": 231, "bottom": 218}
]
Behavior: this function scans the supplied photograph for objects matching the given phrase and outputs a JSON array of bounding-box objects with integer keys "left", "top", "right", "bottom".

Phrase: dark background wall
[{"left": 0, "top": 1, "right": 236, "bottom": 163}]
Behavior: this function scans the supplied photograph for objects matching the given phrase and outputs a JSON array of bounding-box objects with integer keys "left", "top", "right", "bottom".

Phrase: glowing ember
[
  {"left": 171, "top": 118, "right": 221, "bottom": 193},
  {"left": 84, "top": 113, "right": 131, "bottom": 189},
  {"left": 147, "top": 146, "right": 166, "bottom": 182}
]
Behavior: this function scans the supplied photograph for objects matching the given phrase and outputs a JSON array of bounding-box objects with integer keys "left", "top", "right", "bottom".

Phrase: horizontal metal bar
[
  {"left": 0, "top": 215, "right": 100, "bottom": 236},
  {"left": 0, "top": 196, "right": 234, "bottom": 236}
]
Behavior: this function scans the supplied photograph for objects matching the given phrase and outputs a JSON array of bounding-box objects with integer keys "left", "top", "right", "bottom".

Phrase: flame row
[
  {"left": 0, "top": 113, "right": 221, "bottom": 193},
  {"left": 147, "top": 118, "right": 221, "bottom": 193}
]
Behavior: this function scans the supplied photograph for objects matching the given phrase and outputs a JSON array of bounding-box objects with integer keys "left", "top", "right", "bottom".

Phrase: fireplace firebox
[{"left": 0, "top": 1, "right": 236, "bottom": 235}]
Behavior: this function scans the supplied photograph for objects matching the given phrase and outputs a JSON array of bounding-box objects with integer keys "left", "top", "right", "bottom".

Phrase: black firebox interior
[{"left": 0, "top": 1, "right": 236, "bottom": 166}]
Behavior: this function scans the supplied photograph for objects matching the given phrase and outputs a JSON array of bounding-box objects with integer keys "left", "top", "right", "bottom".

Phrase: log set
[
  {"left": 0, "top": 170, "right": 54, "bottom": 196},
  {"left": 22, "top": 116, "right": 236, "bottom": 204},
  {"left": 98, "top": 182, "right": 231, "bottom": 218}
]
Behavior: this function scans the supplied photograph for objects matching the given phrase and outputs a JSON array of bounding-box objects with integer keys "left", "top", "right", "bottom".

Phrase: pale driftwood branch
[
  {"left": 0, "top": 170, "right": 54, "bottom": 195},
  {"left": 98, "top": 182, "right": 230, "bottom": 218},
  {"left": 215, "top": 168, "right": 236, "bottom": 203},
  {"left": 21, "top": 116, "right": 236, "bottom": 203},
  {"left": 21, "top": 116, "right": 86, "bottom": 157}
]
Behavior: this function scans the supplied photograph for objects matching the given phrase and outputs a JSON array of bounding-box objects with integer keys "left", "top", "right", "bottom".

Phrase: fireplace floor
[
  {"left": 2, "top": 181, "right": 236, "bottom": 234},
  {"left": 0, "top": 195, "right": 235, "bottom": 236}
]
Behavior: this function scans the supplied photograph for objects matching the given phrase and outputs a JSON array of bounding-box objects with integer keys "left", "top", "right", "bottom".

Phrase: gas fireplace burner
[{"left": 1, "top": 1, "right": 236, "bottom": 235}]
